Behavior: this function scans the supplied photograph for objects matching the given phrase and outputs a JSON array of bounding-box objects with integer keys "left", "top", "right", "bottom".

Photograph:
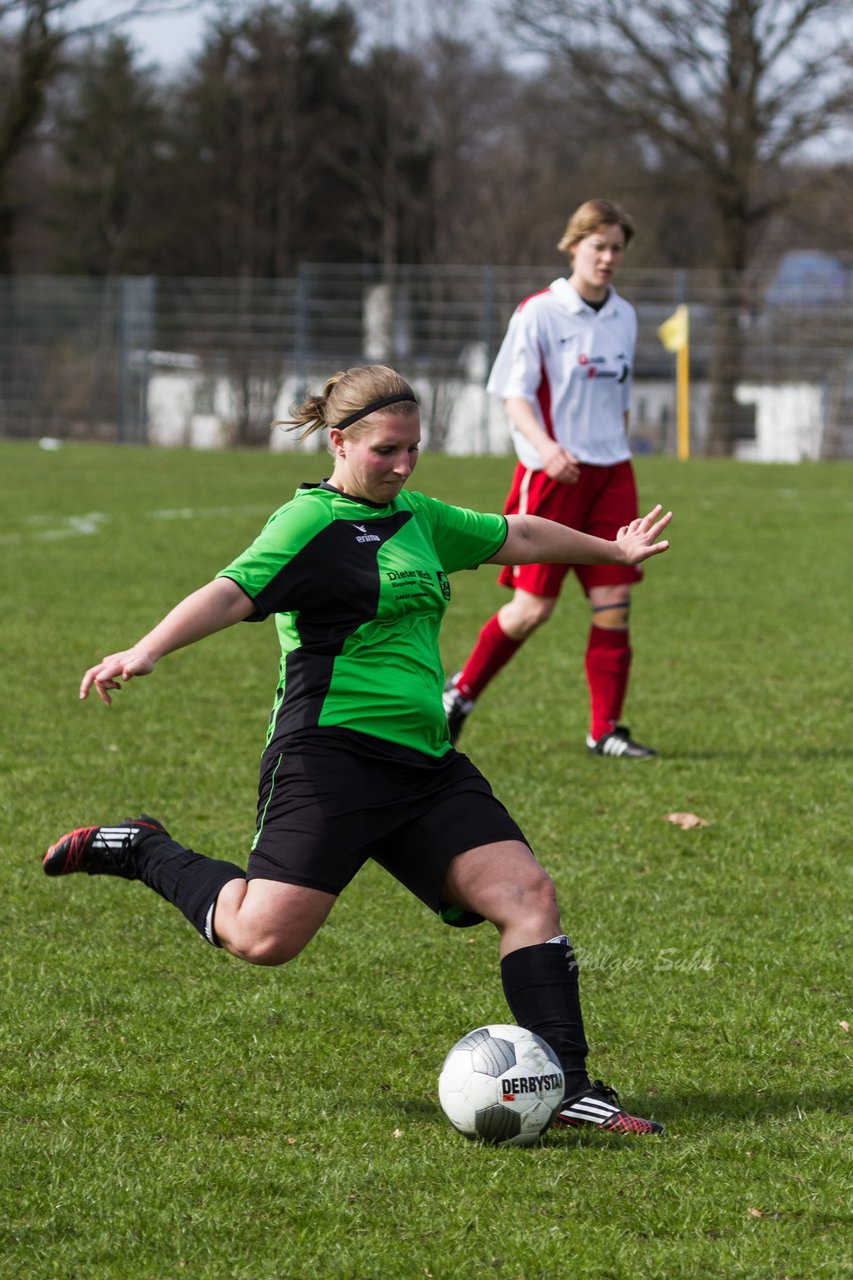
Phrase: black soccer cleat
[
  {"left": 586, "top": 725, "right": 656, "bottom": 758},
  {"left": 443, "top": 673, "right": 475, "bottom": 746},
  {"left": 553, "top": 1080, "right": 664, "bottom": 1135},
  {"left": 42, "top": 815, "right": 168, "bottom": 879}
]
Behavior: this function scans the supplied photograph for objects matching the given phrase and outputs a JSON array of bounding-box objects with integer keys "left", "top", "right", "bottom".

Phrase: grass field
[{"left": 1, "top": 440, "right": 851, "bottom": 1280}]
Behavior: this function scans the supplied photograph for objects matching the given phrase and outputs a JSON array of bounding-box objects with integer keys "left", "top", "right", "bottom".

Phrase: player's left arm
[{"left": 487, "top": 505, "right": 672, "bottom": 569}]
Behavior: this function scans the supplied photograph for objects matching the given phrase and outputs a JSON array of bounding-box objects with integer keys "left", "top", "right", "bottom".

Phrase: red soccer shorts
[{"left": 497, "top": 459, "right": 642, "bottom": 598}]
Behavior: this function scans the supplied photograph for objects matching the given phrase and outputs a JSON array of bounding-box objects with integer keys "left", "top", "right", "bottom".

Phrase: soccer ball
[{"left": 438, "top": 1024, "right": 565, "bottom": 1146}]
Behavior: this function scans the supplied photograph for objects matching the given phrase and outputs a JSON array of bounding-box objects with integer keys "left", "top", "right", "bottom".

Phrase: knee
[
  {"left": 213, "top": 880, "right": 329, "bottom": 966},
  {"left": 524, "top": 870, "right": 560, "bottom": 923},
  {"left": 590, "top": 588, "right": 631, "bottom": 630},
  {"left": 225, "top": 934, "right": 301, "bottom": 967},
  {"left": 500, "top": 595, "right": 556, "bottom": 639},
  {"left": 493, "top": 867, "right": 559, "bottom": 931}
]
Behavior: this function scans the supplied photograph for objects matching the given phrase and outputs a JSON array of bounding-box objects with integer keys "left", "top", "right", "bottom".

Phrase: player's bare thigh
[
  {"left": 442, "top": 840, "right": 561, "bottom": 957},
  {"left": 213, "top": 878, "right": 337, "bottom": 967}
]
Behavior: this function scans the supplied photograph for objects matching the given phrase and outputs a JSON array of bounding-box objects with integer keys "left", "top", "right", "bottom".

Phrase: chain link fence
[{"left": 1, "top": 265, "right": 851, "bottom": 459}]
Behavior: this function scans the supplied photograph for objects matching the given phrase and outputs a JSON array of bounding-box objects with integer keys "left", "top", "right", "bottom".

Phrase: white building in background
[
  {"left": 144, "top": 353, "right": 828, "bottom": 463},
  {"left": 733, "top": 384, "right": 826, "bottom": 463}
]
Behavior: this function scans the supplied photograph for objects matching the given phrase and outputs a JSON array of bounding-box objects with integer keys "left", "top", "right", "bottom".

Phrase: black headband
[{"left": 331, "top": 393, "right": 418, "bottom": 432}]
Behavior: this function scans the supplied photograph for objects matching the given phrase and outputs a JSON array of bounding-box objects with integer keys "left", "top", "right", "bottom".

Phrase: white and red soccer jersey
[{"left": 487, "top": 277, "right": 637, "bottom": 469}]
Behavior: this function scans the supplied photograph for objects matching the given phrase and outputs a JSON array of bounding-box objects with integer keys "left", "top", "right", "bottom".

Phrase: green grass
[{"left": 1, "top": 440, "right": 851, "bottom": 1280}]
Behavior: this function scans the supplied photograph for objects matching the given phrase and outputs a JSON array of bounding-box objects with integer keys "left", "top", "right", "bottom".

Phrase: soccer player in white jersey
[{"left": 444, "top": 198, "right": 658, "bottom": 758}]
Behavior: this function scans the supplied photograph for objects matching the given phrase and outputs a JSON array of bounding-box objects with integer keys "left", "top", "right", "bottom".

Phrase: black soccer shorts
[{"left": 247, "top": 727, "right": 528, "bottom": 926}]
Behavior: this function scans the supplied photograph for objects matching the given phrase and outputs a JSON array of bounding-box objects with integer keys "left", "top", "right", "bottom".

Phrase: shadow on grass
[
  {"left": 641, "top": 1083, "right": 851, "bottom": 1126},
  {"left": 655, "top": 747, "right": 853, "bottom": 763},
  {"left": 394, "top": 1097, "right": 445, "bottom": 1121},
  {"left": 385, "top": 1084, "right": 851, "bottom": 1140}
]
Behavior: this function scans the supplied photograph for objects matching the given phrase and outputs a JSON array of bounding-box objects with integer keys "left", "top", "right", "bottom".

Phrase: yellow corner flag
[
  {"left": 658, "top": 305, "right": 690, "bottom": 459},
  {"left": 658, "top": 304, "right": 689, "bottom": 352}
]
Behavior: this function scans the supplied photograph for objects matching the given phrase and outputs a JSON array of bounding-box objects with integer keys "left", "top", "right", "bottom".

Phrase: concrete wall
[{"left": 146, "top": 366, "right": 825, "bottom": 463}]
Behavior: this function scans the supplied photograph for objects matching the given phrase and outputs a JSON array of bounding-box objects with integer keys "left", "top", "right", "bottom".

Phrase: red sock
[
  {"left": 585, "top": 625, "right": 631, "bottom": 740},
  {"left": 457, "top": 614, "right": 523, "bottom": 700}
]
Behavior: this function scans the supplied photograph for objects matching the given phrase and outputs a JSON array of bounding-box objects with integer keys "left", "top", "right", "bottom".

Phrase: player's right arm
[
  {"left": 503, "top": 396, "right": 580, "bottom": 484},
  {"left": 493, "top": 305, "right": 580, "bottom": 484},
  {"left": 80, "top": 577, "right": 255, "bottom": 705}
]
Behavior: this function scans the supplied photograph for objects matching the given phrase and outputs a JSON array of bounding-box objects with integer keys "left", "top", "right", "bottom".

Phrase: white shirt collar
[{"left": 550, "top": 277, "right": 618, "bottom": 316}]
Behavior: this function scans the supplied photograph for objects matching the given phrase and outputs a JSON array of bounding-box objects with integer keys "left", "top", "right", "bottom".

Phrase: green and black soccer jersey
[{"left": 217, "top": 483, "right": 507, "bottom": 757}]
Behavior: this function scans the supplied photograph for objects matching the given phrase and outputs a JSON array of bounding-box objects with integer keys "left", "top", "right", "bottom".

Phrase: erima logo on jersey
[{"left": 353, "top": 523, "right": 381, "bottom": 543}]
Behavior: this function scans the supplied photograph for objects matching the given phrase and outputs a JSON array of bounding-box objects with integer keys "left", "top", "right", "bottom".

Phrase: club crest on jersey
[
  {"left": 353, "top": 523, "right": 381, "bottom": 543},
  {"left": 436, "top": 571, "right": 451, "bottom": 601}
]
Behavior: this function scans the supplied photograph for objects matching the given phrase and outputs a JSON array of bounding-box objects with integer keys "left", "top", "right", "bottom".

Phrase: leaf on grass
[
  {"left": 747, "top": 1207, "right": 764, "bottom": 1218},
  {"left": 840, "top": 1021, "right": 849, "bottom": 1033},
  {"left": 392, "top": 1128, "right": 404, "bottom": 1139},
  {"left": 286, "top": 1137, "right": 298, "bottom": 1145},
  {"left": 664, "top": 812, "right": 709, "bottom": 829}
]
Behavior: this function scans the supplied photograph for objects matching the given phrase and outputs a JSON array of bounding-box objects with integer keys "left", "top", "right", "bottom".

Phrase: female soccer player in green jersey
[{"left": 42, "top": 364, "right": 671, "bottom": 1136}]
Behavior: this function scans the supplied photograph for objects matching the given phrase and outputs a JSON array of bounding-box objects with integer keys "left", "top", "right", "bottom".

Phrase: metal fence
[{"left": 1, "top": 265, "right": 851, "bottom": 458}]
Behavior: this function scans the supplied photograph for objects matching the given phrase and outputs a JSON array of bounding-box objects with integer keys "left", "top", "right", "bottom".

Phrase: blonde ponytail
[{"left": 275, "top": 365, "right": 417, "bottom": 442}]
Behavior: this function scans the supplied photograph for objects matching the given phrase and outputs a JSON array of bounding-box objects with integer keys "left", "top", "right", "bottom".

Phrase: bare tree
[
  {"left": 0, "top": 0, "right": 191, "bottom": 270},
  {"left": 497, "top": 0, "right": 853, "bottom": 451},
  {"left": 47, "top": 33, "right": 165, "bottom": 273}
]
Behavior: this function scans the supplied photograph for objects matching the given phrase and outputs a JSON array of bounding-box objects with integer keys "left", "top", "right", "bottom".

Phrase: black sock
[
  {"left": 500, "top": 939, "right": 591, "bottom": 1098},
  {"left": 134, "top": 830, "right": 245, "bottom": 946}
]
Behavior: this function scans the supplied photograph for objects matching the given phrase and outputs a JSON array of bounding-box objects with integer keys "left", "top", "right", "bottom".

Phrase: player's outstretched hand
[
  {"left": 80, "top": 649, "right": 156, "bottom": 705},
  {"left": 616, "top": 505, "right": 672, "bottom": 566}
]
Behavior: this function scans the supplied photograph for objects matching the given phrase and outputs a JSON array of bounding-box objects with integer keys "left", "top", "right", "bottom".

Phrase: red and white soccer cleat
[{"left": 554, "top": 1080, "right": 664, "bottom": 1135}]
